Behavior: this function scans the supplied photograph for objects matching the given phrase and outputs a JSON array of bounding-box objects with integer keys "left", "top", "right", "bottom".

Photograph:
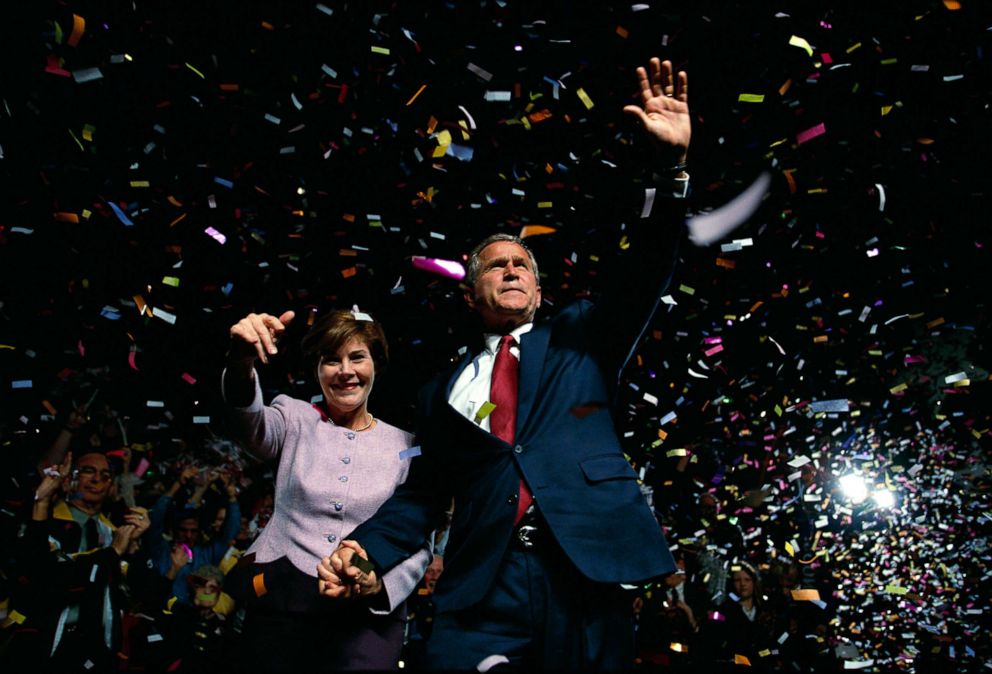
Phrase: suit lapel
[
  {"left": 516, "top": 321, "right": 550, "bottom": 438},
  {"left": 444, "top": 350, "right": 474, "bottom": 398}
]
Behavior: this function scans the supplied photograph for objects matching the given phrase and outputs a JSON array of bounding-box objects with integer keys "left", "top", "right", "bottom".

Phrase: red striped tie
[{"left": 490, "top": 335, "right": 533, "bottom": 525}]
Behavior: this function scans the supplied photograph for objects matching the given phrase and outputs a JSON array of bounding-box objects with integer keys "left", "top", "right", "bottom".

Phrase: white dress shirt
[{"left": 448, "top": 322, "right": 534, "bottom": 431}]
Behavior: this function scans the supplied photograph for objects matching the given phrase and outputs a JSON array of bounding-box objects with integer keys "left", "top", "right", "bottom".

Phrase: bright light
[
  {"left": 873, "top": 489, "right": 896, "bottom": 509},
  {"left": 839, "top": 473, "right": 869, "bottom": 504}
]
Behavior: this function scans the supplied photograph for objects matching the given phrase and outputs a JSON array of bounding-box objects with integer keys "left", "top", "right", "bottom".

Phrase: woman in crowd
[
  {"left": 222, "top": 309, "right": 430, "bottom": 672},
  {"left": 714, "top": 560, "right": 780, "bottom": 672}
]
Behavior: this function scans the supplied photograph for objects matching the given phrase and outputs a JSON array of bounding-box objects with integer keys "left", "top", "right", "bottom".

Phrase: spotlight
[
  {"left": 838, "top": 473, "right": 868, "bottom": 504},
  {"left": 873, "top": 489, "right": 896, "bottom": 509}
]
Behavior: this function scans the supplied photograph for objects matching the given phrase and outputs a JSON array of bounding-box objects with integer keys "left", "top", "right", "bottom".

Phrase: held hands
[
  {"left": 317, "top": 540, "right": 382, "bottom": 599},
  {"left": 622, "top": 57, "right": 691, "bottom": 163},
  {"left": 228, "top": 311, "right": 296, "bottom": 367}
]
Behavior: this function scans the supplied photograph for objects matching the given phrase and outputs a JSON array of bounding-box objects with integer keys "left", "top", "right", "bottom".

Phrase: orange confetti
[
  {"left": 67, "top": 14, "right": 85, "bottom": 47},
  {"left": 527, "top": 109, "right": 553, "bottom": 123},
  {"left": 791, "top": 588, "right": 821, "bottom": 601},
  {"left": 520, "top": 225, "right": 556, "bottom": 238},
  {"left": 252, "top": 573, "right": 268, "bottom": 597},
  {"left": 341, "top": 266, "right": 358, "bottom": 278},
  {"left": 715, "top": 257, "right": 736, "bottom": 269},
  {"left": 783, "top": 170, "right": 797, "bottom": 194},
  {"left": 615, "top": 26, "right": 629, "bottom": 39},
  {"left": 54, "top": 212, "right": 80, "bottom": 223},
  {"left": 943, "top": 0, "right": 961, "bottom": 9},
  {"left": 405, "top": 84, "right": 427, "bottom": 106},
  {"left": 219, "top": 83, "right": 240, "bottom": 92}
]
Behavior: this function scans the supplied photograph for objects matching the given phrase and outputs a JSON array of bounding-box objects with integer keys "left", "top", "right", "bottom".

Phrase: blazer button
[
  {"left": 507, "top": 493, "right": 518, "bottom": 504},
  {"left": 514, "top": 445, "right": 523, "bottom": 454},
  {"left": 326, "top": 534, "right": 337, "bottom": 543},
  {"left": 339, "top": 475, "right": 348, "bottom": 483},
  {"left": 334, "top": 502, "right": 344, "bottom": 511},
  {"left": 346, "top": 432, "right": 356, "bottom": 440},
  {"left": 342, "top": 457, "right": 351, "bottom": 464}
]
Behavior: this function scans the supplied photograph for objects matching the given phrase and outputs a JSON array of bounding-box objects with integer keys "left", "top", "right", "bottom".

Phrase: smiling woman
[
  {"left": 300, "top": 309, "right": 389, "bottom": 431},
  {"left": 220, "top": 308, "right": 430, "bottom": 673}
]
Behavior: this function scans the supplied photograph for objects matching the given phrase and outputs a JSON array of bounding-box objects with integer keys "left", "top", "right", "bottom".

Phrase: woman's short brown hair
[{"left": 300, "top": 309, "right": 389, "bottom": 373}]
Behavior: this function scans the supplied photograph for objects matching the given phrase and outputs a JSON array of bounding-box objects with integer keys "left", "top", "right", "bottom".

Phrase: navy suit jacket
[{"left": 352, "top": 195, "right": 683, "bottom": 613}]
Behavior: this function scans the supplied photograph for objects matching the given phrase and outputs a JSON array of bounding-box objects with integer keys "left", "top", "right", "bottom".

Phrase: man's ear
[{"left": 463, "top": 286, "right": 476, "bottom": 311}]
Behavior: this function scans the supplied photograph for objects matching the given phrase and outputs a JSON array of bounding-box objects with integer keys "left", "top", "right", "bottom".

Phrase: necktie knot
[{"left": 498, "top": 334, "right": 515, "bottom": 353}]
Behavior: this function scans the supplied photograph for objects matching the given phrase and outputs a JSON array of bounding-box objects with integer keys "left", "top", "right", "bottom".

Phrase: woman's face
[
  {"left": 732, "top": 570, "right": 754, "bottom": 600},
  {"left": 317, "top": 336, "right": 376, "bottom": 416}
]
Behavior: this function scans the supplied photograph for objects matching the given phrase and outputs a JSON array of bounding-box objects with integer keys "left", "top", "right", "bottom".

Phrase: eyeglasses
[{"left": 75, "top": 466, "right": 112, "bottom": 480}]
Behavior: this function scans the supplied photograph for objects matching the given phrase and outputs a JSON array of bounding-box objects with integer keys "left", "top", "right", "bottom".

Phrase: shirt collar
[{"left": 483, "top": 322, "right": 534, "bottom": 355}]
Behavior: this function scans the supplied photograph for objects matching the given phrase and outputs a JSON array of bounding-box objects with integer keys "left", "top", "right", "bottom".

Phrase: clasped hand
[{"left": 317, "top": 540, "right": 382, "bottom": 599}]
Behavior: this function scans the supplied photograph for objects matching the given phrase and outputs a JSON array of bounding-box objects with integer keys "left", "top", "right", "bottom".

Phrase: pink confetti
[
  {"left": 796, "top": 122, "right": 826, "bottom": 145},
  {"left": 134, "top": 457, "right": 151, "bottom": 478},
  {"left": 704, "top": 344, "right": 724, "bottom": 357},
  {"left": 181, "top": 372, "right": 197, "bottom": 385},
  {"left": 128, "top": 349, "right": 139, "bottom": 371},
  {"left": 411, "top": 256, "right": 466, "bottom": 280},
  {"left": 204, "top": 226, "right": 227, "bottom": 245}
]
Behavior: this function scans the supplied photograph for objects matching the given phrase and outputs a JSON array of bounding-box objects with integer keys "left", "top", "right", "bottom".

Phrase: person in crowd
[
  {"left": 3, "top": 450, "right": 151, "bottom": 673},
  {"left": 146, "top": 464, "right": 241, "bottom": 605},
  {"left": 713, "top": 561, "right": 779, "bottom": 672},
  {"left": 634, "top": 549, "right": 710, "bottom": 670},
  {"left": 222, "top": 308, "right": 431, "bottom": 671},
  {"left": 319, "top": 56, "right": 690, "bottom": 670},
  {"left": 691, "top": 491, "right": 745, "bottom": 604},
  {"left": 401, "top": 552, "right": 445, "bottom": 670},
  {"left": 127, "top": 564, "right": 235, "bottom": 673}
]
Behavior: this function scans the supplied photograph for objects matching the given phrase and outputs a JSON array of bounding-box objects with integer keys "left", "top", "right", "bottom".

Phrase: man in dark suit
[{"left": 319, "top": 56, "right": 691, "bottom": 670}]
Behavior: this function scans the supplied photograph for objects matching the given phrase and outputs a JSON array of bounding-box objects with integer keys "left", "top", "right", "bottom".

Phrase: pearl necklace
[{"left": 329, "top": 413, "right": 374, "bottom": 432}]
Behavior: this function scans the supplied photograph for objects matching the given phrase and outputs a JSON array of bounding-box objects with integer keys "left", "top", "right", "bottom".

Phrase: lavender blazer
[{"left": 223, "top": 371, "right": 431, "bottom": 611}]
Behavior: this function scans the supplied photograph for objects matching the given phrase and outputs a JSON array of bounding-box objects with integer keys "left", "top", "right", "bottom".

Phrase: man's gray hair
[{"left": 465, "top": 233, "right": 540, "bottom": 286}]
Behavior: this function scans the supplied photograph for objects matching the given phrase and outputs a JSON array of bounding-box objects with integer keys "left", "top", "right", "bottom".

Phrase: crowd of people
[{"left": 0, "top": 396, "right": 842, "bottom": 673}]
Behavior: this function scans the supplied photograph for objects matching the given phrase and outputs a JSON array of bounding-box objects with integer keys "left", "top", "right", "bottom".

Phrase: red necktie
[{"left": 490, "top": 335, "right": 533, "bottom": 525}]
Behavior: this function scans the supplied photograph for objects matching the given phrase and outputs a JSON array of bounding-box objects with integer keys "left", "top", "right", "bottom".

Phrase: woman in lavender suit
[{"left": 223, "top": 308, "right": 430, "bottom": 672}]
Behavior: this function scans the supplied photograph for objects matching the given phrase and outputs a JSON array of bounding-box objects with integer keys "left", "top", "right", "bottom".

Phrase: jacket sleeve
[
  {"left": 372, "top": 544, "right": 433, "bottom": 614},
  {"left": 590, "top": 183, "right": 687, "bottom": 386},
  {"left": 221, "top": 368, "right": 287, "bottom": 462},
  {"left": 348, "top": 388, "right": 450, "bottom": 576}
]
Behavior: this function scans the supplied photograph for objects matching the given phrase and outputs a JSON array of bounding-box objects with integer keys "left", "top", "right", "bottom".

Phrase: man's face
[
  {"left": 466, "top": 241, "right": 542, "bottom": 331},
  {"left": 71, "top": 453, "right": 113, "bottom": 508},
  {"left": 174, "top": 517, "right": 201, "bottom": 547}
]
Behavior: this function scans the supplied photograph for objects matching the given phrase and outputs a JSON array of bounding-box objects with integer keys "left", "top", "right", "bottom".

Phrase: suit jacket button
[
  {"left": 514, "top": 445, "right": 523, "bottom": 454},
  {"left": 507, "top": 494, "right": 518, "bottom": 504}
]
